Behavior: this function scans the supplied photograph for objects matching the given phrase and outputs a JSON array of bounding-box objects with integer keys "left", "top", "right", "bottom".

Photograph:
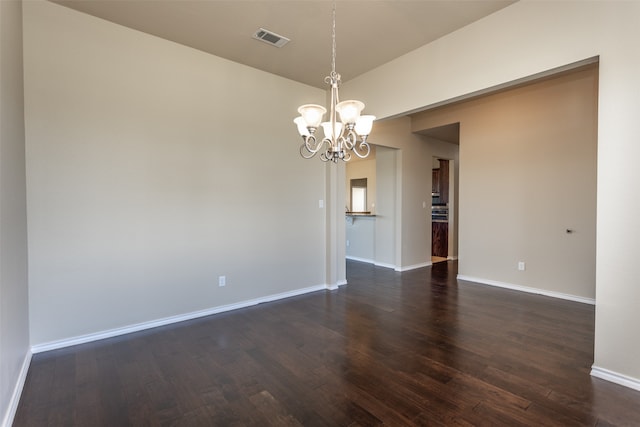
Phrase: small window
[{"left": 350, "top": 178, "right": 367, "bottom": 212}]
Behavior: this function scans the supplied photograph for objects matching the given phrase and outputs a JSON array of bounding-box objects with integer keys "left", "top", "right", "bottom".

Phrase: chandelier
[{"left": 293, "top": 3, "right": 375, "bottom": 162}]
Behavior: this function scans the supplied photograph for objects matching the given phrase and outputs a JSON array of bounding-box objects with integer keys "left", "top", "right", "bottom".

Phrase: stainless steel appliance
[{"left": 432, "top": 204, "right": 448, "bottom": 222}]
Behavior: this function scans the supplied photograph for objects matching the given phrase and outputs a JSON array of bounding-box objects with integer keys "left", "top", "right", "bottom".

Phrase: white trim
[
  {"left": 591, "top": 366, "right": 640, "bottom": 392},
  {"left": 396, "top": 262, "right": 432, "bottom": 272},
  {"left": 447, "top": 256, "right": 458, "bottom": 261},
  {"left": 31, "top": 284, "right": 327, "bottom": 353},
  {"left": 456, "top": 275, "right": 596, "bottom": 305},
  {"left": 374, "top": 262, "right": 397, "bottom": 270},
  {"left": 1, "top": 350, "right": 32, "bottom": 427},
  {"left": 346, "top": 256, "right": 375, "bottom": 264},
  {"left": 326, "top": 279, "right": 347, "bottom": 290}
]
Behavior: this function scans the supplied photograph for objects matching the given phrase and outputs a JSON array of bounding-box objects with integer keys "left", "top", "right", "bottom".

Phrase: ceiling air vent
[{"left": 252, "top": 28, "right": 290, "bottom": 48}]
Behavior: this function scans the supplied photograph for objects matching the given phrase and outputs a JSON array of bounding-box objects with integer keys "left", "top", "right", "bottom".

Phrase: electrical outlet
[
  {"left": 518, "top": 262, "right": 526, "bottom": 271},
  {"left": 218, "top": 275, "right": 226, "bottom": 287},
  {"left": 346, "top": 240, "right": 350, "bottom": 247}
]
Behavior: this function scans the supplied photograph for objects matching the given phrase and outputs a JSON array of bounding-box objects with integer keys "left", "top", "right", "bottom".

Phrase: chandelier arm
[
  {"left": 304, "top": 135, "right": 320, "bottom": 152},
  {"left": 300, "top": 143, "right": 318, "bottom": 159},
  {"left": 300, "top": 135, "right": 331, "bottom": 159},
  {"left": 341, "top": 129, "right": 357, "bottom": 150},
  {"left": 320, "top": 151, "right": 333, "bottom": 162},
  {"left": 300, "top": 137, "right": 320, "bottom": 158},
  {"left": 351, "top": 140, "right": 371, "bottom": 159},
  {"left": 320, "top": 138, "right": 334, "bottom": 154},
  {"left": 304, "top": 135, "right": 328, "bottom": 154}
]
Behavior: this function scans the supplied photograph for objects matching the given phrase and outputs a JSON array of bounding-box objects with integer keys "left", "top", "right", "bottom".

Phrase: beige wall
[
  {"left": 345, "top": 155, "right": 377, "bottom": 262},
  {"left": 23, "top": 1, "right": 327, "bottom": 346},
  {"left": 345, "top": 217, "right": 375, "bottom": 262},
  {"left": 0, "top": 0, "right": 30, "bottom": 424},
  {"left": 345, "top": 155, "right": 376, "bottom": 213},
  {"left": 372, "top": 117, "right": 432, "bottom": 270},
  {"left": 342, "top": 0, "right": 640, "bottom": 388},
  {"left": 373, "top": 146, "right": 399, "bottom": 268},
  {"left": 413, "top": 66, "right": 598, "bottom": 300},
  {"left": 371, "top": 117, "right": 461, "bottom": 270}
]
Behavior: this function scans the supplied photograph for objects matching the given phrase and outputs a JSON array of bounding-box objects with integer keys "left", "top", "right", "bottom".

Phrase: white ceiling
[{"left": 51, "top": 0, "right": 516, "bottom": 89}]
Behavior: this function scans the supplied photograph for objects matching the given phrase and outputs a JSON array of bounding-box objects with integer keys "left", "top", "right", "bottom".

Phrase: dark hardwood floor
[{"left": 14, "top": 260, "right": 640, "bottom": 426}]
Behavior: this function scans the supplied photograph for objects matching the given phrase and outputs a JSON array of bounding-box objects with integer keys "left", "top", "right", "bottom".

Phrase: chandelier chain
[{"left": 331, "top": 1, "right": 336, "bottom": 76}]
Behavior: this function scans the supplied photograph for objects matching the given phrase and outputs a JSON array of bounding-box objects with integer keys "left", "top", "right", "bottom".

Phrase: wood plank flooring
[{"left": 14, "top": 260, "right": 640, "bottom": 426}]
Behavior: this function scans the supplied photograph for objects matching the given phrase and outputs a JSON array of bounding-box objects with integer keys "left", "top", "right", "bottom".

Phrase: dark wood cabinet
[
  {"left": 432, "top": 159, "right": 449, "bottom": 203},
  {"left": 432, "top": 159, "right": 449, "bottom": 258},
  {"left": 438, "top": 159, "right": 449, "bottom": 204},
  {"left": 432, "top": 222, "right": 448, "bottom": 257},
  {"left": 432, "top": 169, "right": 440, "bottom": 194}
]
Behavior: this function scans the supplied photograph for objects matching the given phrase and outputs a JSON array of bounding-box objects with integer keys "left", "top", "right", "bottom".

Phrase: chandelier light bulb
[
  {"left": 354, "top": 115, "right": 376, "bottom": 136},
  {"left": 336, "top": 100, "right": 365, "bottom": 125},
  {"left": 297, "top": 104, "right": 326, "bottom": 129},
  {"left": 320, "top": 121, "right": 343, "bottom": 140},
  {"left": 293, "top": 117, "right": 311, "bottom": 137}
]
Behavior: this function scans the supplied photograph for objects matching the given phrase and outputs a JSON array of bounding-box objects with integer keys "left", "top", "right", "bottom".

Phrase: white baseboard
[
  {"left": 1, "top": 349, "right": 32, "bottom": 427},
  {"left": 326, "top": 279, "right": 348, "bottom": 290},
  {"left": 346, "top": 256, "right": 375, "bottom": 264},
  {"left": 346, "top": 256, "right": 397, "bottom": 271},
  {"left": 374, "top": 262, "right": 397, "bottom": 270},
  {"left": 31, "top": 283, "right": 328, "bottom": 354},
  {"left": 591, "top": 366, "right": 640, "bottom": 391},
  {"left": 347, "top": 258, "right": 432, "bottom": 272},
  {"left": 396, "top": 262, "right": 432, "bottom": 272},
  {"left": 456, "top": 275, "right": 596, "bottom": 305}
]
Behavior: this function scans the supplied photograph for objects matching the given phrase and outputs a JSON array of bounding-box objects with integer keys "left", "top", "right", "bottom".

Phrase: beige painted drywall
[
  {"left": 345, "top": 217, "right": 375, "bottom": 262},
  {"left": 346, "top": 157, "right": 376, "bottom": 212},
  {"left": 341, "top": 0, "right": 640, "bottom": 385},
  {"left": 325, "top": 161, "right": 346, "bottom": 288},
  {"left": 369, "top": 117, "right": 460, "bottom": 270},
  {"left": 371, "top": 117, "right": 433, "bottom": 269},
  {"left": 0, "top": 0, "right": 30, "bottom": 424},
  {"left": 345, "top": 157, "right": 377, "bottom": 262},
  {"left": 413, "top": 66, "right": 598, "bottom": 299},
  {"left": 374, "top": 146, "right": 398, "bottom": 268},
  {"left": 23, "top": 1, "right": 327, "bottom": 346}
]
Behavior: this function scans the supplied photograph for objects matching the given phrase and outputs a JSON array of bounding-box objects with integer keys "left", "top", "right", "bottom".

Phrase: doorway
[
  {"left": 417, "top": 123, "right": 460, "bottom": 265},
  {"left": 432, "top": 158, "right": 448, "bottom": 263}
]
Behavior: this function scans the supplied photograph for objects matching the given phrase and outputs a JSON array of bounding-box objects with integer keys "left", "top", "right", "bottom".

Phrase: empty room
[{"left": 3, "top": 1, "right": 640, "bottom": 425}]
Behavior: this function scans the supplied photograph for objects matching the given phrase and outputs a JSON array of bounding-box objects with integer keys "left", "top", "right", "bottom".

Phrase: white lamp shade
[
  {"left": 297, "top": 104, "right": 326, "bottom": 128},
  {"left": 320, "top": 121, "right": 343, "bottom": 140},
  {"left": 293, "top": 117, "right": 310, "bottom": 137},
  {"left": 336, "top": 100, "right": 364, "bottom": 124},
  {"left": 354, "top": 115, "right": 375, "bottom": 136}
]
